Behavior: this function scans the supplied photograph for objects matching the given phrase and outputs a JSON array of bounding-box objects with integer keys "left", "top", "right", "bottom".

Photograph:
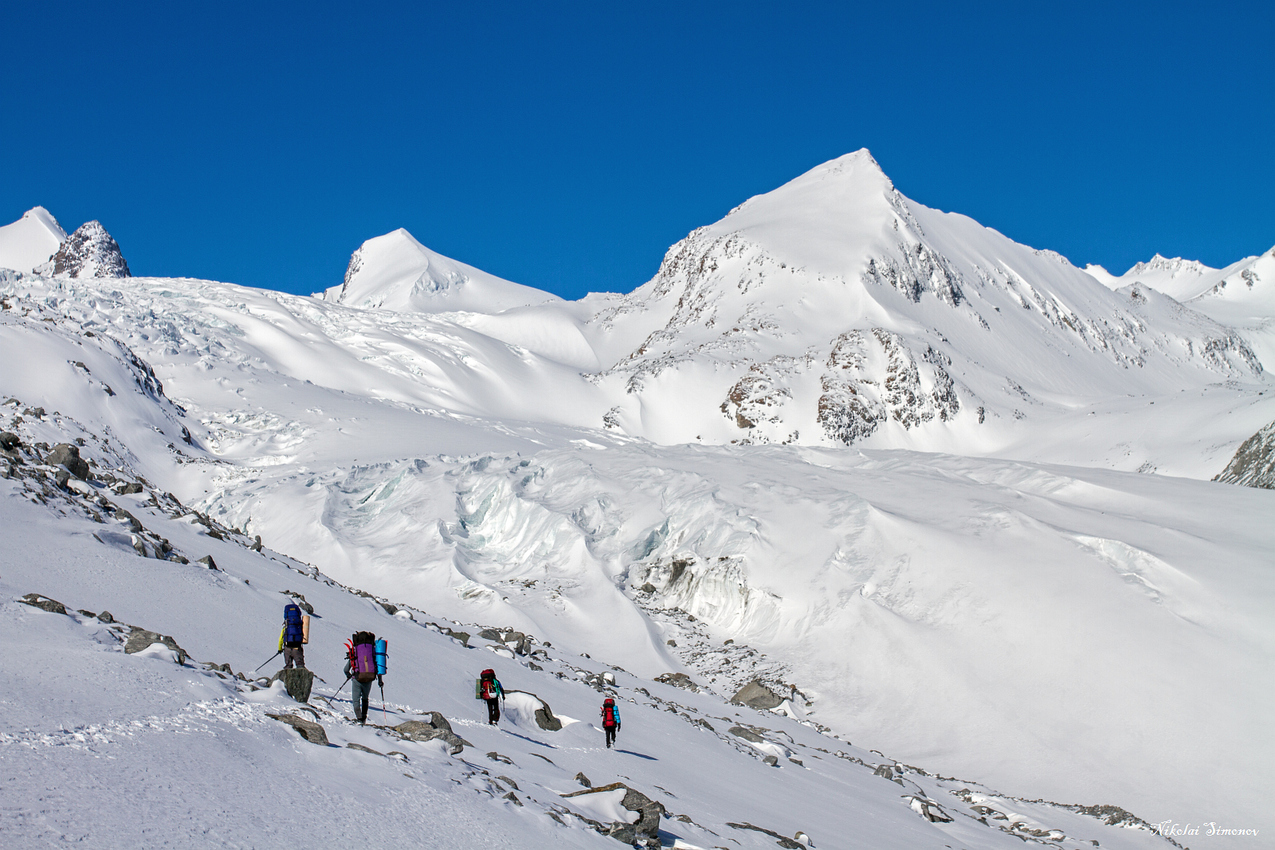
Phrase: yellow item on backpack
[{"left": 278, "top": 627, "right": 285, "bottom": 652}]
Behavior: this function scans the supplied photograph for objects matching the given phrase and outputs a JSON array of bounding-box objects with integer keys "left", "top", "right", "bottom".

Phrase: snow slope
[
  {"left": 0, "top": 430, "right": 1230, "bottom": 849},
  {"left": 0, "top": 207, "right": 66, "bottom": 273}
]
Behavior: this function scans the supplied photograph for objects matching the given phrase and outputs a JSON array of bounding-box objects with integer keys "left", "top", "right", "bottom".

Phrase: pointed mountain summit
[
  {"left": 323, "top": 228, "right": 559, "bottom": 315},
  {"left": 37, "top": 220, "right": 131, "bottom": 279},
  {"left": 0, "top": 206, "right": 68, "bottom": 273},
  {"left": 585, "top": 150, "right": 1264, "bottom": 447}
]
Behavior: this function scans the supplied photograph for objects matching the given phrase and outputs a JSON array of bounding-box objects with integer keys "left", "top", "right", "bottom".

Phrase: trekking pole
[
  {"left": 379, "top": 680, "right": 387, "bottom": 722},
  {"left": 254, "top": 650, "right": 282, "bottom": 672},
  {"left": 318, "top": 673, "right": 352, "bottom": 710}
]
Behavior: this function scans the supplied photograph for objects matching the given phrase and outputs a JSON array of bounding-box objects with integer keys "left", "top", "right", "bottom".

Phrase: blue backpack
[{"left": 283, "top": 603, "right": 304, "bottom": 644}]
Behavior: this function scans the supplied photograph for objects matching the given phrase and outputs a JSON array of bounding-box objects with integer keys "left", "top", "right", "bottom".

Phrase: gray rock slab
[{"left": 265, "top": 713, "right": 329, "bottom": 745}]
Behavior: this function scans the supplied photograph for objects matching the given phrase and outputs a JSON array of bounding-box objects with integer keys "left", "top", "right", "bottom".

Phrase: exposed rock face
[
  {"left": 562, "top": 782, "right": 664, "bottom": 848},
  {"left": 20, "top": 593, "right": 67, "bottom": 615},
  {"left": 37, "top": 221, "right": 131, "bottom": 279},
  {"left": 731, "top": 679, "right": 783, "bottom": 710},
  {"left": 266, "top": 713, "right": 329, "bottom": 745},
  {"left": 45, "top": 444, "right": 90, "bottom": 480},
  {"left": 1215, "top": 420, "right": 1275, "bottom": 489},
  {"left": 394, "top": 717, "right": 468, "bottom": 754},
  {"left": 655, "top": 672, "right": 699, "bottom": 692},
  {"left": 123, "top": 628, "right": 187, "bottom": 664},
  {"left": 271, "top": 667, "right": 314, "bottom": 703}
]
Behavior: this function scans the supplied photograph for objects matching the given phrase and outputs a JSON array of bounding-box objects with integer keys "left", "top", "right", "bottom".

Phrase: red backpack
[
  {"left": 479, "top": 669, "right": 497, "bottom": 699},
  {"left": 602, "top": 699, "right": 617, "bottom": 727}
]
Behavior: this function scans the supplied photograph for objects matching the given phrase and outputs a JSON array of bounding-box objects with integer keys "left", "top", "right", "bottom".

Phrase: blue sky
[{"left": 3, "top": 2, "right": 1272, "bottom": 299}]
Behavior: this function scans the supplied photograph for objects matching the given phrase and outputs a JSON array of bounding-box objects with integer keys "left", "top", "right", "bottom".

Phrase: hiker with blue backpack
[
  {"left": 280, "top": 602, "right": 309, "bottom": 669},
  {"left": 344, "top": 631, "right": 386, "bottom": 724}
]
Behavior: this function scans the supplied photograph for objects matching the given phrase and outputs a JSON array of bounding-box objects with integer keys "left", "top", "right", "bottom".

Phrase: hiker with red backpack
[
  {"left": 475, "top": 669, "right": 504, "bottom": 725},
  {"left": 600, "top": 698, "right": 621, "bottom": 748},
  {"left": 344, "top": 631, "right": 384, "bottom": 724}
]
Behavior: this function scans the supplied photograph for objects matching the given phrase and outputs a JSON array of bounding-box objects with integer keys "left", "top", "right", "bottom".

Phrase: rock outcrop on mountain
[
  {"left": 1215, "top": 419, "right": 1275, "bottom": 489},
  {"left": 37, "top": 220, "right": 131, "bottom": 279}
]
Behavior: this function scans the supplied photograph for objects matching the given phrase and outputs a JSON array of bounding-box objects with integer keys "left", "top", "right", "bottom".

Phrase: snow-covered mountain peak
[
  {"left": 324, "top": 227, "right": 560, "bottom": 315},
  {"left": 1126, "top": 253, "right": 1215, "bottom": 280},
  {"left": 0, "top": 206, "right": 68, "bottom": 273},
  {"left": 36, "top": 220, "right": 131, "bottom": 279}
]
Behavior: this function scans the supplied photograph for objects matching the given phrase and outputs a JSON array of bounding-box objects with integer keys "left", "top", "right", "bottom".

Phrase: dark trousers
[
  {"left": 352, "top": 678, "right": 373, "bottom": 722},
  {"left": 283, "top": 645, "right": 305, "bottom": 669},
  {"left": 605, "top": 725, "right": 617, "bottom": 748},
  {"left": 486, "top": 698, "right": 501, "bottom": 724}
]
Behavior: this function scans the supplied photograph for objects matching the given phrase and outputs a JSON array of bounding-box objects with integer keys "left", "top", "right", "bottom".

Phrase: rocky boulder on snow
[
  {"left": 394, "top": 716, "right": 469, "bottom": 754},
  {"left": 20, "top": 593, "right": 68, "bottom": 615},
  {"left": 36, "top": 221, "right": 131, "bottom": 279},
  {"left": 266, "top": 713, "right": 329, "bottom": 745},
  {"left": 731, "top": 679, "right": 783, "bottom": 710},
  {"left": 562, "top": 782, "right": 665, "bottom": 848},
  {"left": 271, "top": 667, "right": 314, "bottom": 703},
  {"left": 123, "top": 627, "right": 188, "bottom": 664},
  {"left": 1215, "top": 420, "right": 1275, "bottom": 489},
  {"left": 45, "top": 443, "right": 90, "bottom": 480}
]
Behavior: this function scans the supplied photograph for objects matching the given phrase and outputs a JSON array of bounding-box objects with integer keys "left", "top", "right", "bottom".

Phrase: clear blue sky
[{"left": 3, "top": 1, "right": 1272, "bottom": 300}]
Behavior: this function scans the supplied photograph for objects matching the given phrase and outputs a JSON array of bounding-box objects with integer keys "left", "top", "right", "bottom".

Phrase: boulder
[
  {"left": 534, "top": 704, "right": 562, "bottom": 732},
  {"left": 731, "top": 679, "right": 783, "bottom": 710},
  {"left": 729, "top": 725, "right": 766, "bottom": 743},
  {"left": 271, "top": 667, "right": 314, "bottom": 703},
  {"left": 265, "top": 713, "right": 328, "bottom": 745},
  {"left": 478, "top": 627, "right": 504, "bottom": 642},
  {"left": 563, "top": 782, "right": 664, "bottom": 848},
  {"left": 123, "top": 627, "right": 188, "bottom": 664},
  {"left": 655, "top": 672, "right": 699, "bottom": 692},
  {"left": 20, "top": 593, "right": 67, "bottom": 615},
  {"left": 197, "top": 555, "right": 218, "bottom": 570},
  {"left": 575, "top": 772, "right": 592, "bottom": 787},
  {"left": 0, "top": 431, "right": 20, "bottom": 451},
  {"left": 394, "top": 719, "right": 468, "bottom": 755},
  {"left": 45, "top": 444, "right": 89, "bottom": 480}
]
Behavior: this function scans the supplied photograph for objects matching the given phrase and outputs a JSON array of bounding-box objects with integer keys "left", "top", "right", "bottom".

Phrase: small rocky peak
[{"left": 38, "top": 220, "right": 131, "bottom": 279}]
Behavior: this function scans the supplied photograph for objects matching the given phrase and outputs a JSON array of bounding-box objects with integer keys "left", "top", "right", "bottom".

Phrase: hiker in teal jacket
[{"left": 478, "top": 669, "right": 504, "bottom": 725}]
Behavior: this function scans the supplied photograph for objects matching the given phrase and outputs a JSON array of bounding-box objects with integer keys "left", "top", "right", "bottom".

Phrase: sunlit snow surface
[{"left": 3, "top": 151, "right": 1274, "bottom": 845}]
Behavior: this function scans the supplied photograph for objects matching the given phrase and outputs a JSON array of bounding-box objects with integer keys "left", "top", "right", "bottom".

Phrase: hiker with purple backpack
[{"left": 343, "top": 631, "right": 384, "bottom": 724}]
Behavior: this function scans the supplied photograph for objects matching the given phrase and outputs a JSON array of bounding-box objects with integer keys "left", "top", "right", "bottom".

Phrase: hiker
[
  {"left": 344, "top": 631, "right": 382, "bottom": 724},
  {"left": 601, "top": 697, "right": 621, "bottom": 748},
  {"left": 476, "top": 668, "right": 504, "bottom": 725},
  {"left": 280, "top": 601, "right": 309, "bottom": 669}
]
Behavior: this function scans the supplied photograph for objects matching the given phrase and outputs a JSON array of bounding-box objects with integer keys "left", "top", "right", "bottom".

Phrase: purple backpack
[{"left": 354, "top": 643, "right": 377, "bottom": 682}]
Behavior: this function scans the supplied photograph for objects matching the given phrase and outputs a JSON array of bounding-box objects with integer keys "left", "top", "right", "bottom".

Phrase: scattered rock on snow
[
  {"left": 393, "top": 719, "right": 468, "bottom": 754},
  {"left": 729, "top": 725, "right": 766, "bottom": 743},
  {"left": 655, "top": 672, "right": 699, "bottom": 692},
  {"left": 727, "top": 822, "right": 804, "bottom": 848},
  {"left": 271, "top": 667, "right": 315, "bottom": 703},
  {"left": 575, "top": 772, "right": 592, "bottom": 787},
  {"left": 20, "top": 593, "right": 67, "bottom": 615},
  {"left": 123, "top": 627, "right": 188, "bottom": 664},
  {"left": 562, "top": 782, "right": 665, "bottom": 848},
  {"left": 486, "top": 751, "right": 515, "bottom": 765},
  {"left": 196, "top": 555, "right": 218, "bottom": 570},
  {"left": 44, "top": 443, "right": 90, "bottom": 480},
  {"left": 266, "top": 713, "right": 329, "bottom": 745},
  {"left": 732, "top": 679, "right": 783, "bottom": 710}
]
